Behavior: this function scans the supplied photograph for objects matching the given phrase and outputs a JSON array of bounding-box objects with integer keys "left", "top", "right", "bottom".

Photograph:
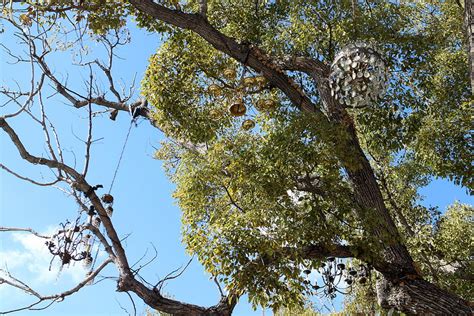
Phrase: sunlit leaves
[
  {"left": 406, "top": 203, "right": 474, "bottom": 301},
  {"left": 165, "top": 110, "right": 358, "bottom": 308},
  {"left": 142, "top": 32, "right": 235, "bottom": 142}
]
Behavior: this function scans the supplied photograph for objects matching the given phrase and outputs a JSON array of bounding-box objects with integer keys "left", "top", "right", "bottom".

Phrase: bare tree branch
[
  {"left": 0, "top": 118, "right": 84, "bottom": 182},
  {"left": 154, "top": 257, "right": 193, "bottom": 291},
  {"left": 0, "top": 227, "right": 50, "bottom": 239},
  {"left": 0, "top": 112, "right": 239, "bottom": 315},
  {"left": 0, "top": 163, "right": 60, "bottom": 186},
  {"left": 0, "top": 258, "right": 112, "bottom": 315},
  {"left": 82, "top": 66, "right": 94, "bottom": 177}
]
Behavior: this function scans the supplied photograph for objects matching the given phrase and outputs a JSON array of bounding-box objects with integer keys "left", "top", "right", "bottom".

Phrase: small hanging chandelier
[
  {"left": 229, "top": 98, "right": 246, "bottom": 116},
  {"left": 241, "top": 119, "right": 255, "bottom": 130},
  {"left": 329, "top": 42, "right": 388, "bottom": 107}
]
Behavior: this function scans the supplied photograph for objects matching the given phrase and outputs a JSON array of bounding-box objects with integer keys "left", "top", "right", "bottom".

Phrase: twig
[
  {"left": 154, "top": 257, "right": 193, "bottom": 291},
  {"left": 0, "top": 259, "right": 112, "bottom": 315},
  {"left": 0, "top": 163, "right": 59, "bottom": 186}
]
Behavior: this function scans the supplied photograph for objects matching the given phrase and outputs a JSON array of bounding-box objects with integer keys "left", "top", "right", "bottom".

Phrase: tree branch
[
  {"left": 465, "top": 0, "right": 474, "bottom": 95},
  {"left": 277, "top": 55, "right": 330, "bottom": 80},
  {"left": 198, "top": 0, "right": 207, "bottom": 18},
  {"left": 301, "top": 243, "right": 357, "bottom": 260},
  {"left": 0, "top": 118, "right": 85, "bottom": 185},
  {"left": 0, "top": 258, "right": 113, "bottom": 315},
  {"left": 0, "top": 163, "right": 60, "bottom": 186},
  {"left": 260, "top": 243, "right": 358, "bottom": 266},
  {"left": 0, "top": 116, "right": 238, "bottom": 315},
  {"left": 0, "top": 226, "right": 50, "bottom": 239},
  {"left": 127, "top": 0, "right": 329, "bottom": 124}
]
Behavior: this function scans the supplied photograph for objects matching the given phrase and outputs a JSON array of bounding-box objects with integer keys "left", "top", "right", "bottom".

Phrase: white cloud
[
  {"left": 0, "top": 227, "right": 107, "bottom": 299},
  {"left": 11, "top": 229, "right": 87, "bottom": 283}
]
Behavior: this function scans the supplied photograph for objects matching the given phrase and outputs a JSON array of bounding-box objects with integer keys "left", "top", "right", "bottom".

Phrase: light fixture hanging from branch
[{"left": 329, "top": 42, "right": 389, "bottom": 108}]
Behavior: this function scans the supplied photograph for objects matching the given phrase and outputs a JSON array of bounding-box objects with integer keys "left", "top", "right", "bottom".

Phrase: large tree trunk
[
  {"left": 377, "top": 277, "right": 473, "bottom": 314},
  {"left": 346, "top": 139, "right": 472, "bottom": 314},
  {"left": 315, "top": 70, "right": 417, "bottom": 273},
  {"left": 337, "top": 120, "right": 473, "bottom": 315},
  {"left": 315, "top": 63, "right": 473, "bottom": 315}
]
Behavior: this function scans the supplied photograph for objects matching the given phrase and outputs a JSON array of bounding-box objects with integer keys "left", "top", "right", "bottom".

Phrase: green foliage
[
  {"left": 166, "top": 118, "right": 357, "bottom": 309},
  {"left": 423, "top": 203, "right": 473, "bottom": 299},
  {"left": 143, "top": 32, "right": 235, "bottom": 143},
  {"left": 17, "top": 0, "right": 129, "bottom": 33},
  {"left": 341, "top": 277, "right": 385, "bottom": 315},
  {"left": 274, "top": 303, "right": 323, "bottom": 316}
]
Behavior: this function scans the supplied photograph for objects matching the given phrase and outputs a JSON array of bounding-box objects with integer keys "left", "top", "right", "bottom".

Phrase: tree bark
[
  {"left": 313, "top": 78, "right": 417, "bottom": 275},
  {"left": 117, "top": 276, "right": 237, "bottom": 316},
  {"left": 377, "top": 276, "right": 473, "bottom": 314},
  {"left": 313, "top": 49, "right": 473, "bottom": 315}
]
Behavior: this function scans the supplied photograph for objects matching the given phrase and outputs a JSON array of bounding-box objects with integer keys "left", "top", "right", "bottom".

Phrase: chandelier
[{"left": 329, "top": 42, "right": 388, "bottom": 107}]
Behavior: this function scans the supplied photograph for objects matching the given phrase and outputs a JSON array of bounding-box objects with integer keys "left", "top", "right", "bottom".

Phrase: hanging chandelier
[{"left": 329, "top": 42, "right": 388, "bottom": 107}]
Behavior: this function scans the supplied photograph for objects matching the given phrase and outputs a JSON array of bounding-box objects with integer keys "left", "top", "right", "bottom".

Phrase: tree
[{"left": 0, "top": 0, "right": 472, "bottom": 315}]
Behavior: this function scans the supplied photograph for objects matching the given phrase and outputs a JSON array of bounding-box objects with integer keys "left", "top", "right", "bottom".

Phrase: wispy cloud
[{"left": 0, "top": 227, "right": 106, "bottom": 299}]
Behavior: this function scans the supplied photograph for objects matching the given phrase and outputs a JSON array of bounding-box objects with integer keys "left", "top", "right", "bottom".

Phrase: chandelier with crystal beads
[{"left": 329, "top": 42, "right": 388, "bottom": 107}]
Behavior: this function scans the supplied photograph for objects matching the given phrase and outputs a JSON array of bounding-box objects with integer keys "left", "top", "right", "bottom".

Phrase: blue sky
[{"left": 0, "top": 12, "right": 472, "bottom": 316}]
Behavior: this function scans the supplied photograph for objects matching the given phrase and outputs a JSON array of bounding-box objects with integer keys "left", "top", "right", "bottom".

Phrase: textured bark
[
  {"left": 377, "top": 276, "right": 473, "bottom": 315},
  {"left": 312, "top": 50, "right": 472, "bottom": 315},
  {"left": 307, "top": 64, "right": 417, "bottom": 275},
  {"left": 117, "top": 276, "right": 237, "bottom": 316}
]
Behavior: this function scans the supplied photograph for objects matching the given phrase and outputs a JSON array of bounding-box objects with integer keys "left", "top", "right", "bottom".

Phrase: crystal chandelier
[{"left": 329, "top": 42, "right": 388, "bottom": 107}]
